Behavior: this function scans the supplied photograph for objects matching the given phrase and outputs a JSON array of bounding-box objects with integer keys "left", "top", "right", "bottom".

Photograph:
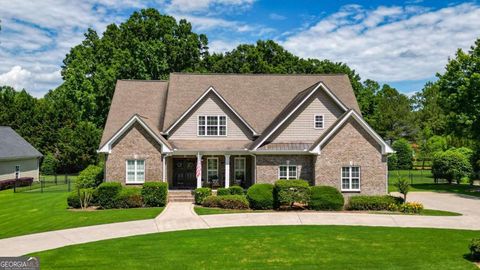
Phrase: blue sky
[{"left": 1, "top": 0, "right": 479, "bottom": 97}]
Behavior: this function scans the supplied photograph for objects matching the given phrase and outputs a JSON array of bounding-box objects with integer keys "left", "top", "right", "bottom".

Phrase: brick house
[{"left": 98, "top": 73, "right": 393, "bottom": 196}]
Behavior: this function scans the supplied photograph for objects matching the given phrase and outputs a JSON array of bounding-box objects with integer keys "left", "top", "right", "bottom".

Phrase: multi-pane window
[
  {"left": 314, "top": 114, "right": 324, "bottom": 129},
  {"left": 207, "top": 158, "right": 219, "bottom": 181},
  {"left": 234, "top": 157, "right": 246, "bottom": 181},
  {"left": 278, "top": 165, "right": 297, "bottom": 179},
  {"left": 126, "top": 160, "right": 145, "bottom": 184},
  {"left": 198, "top": 115, "right": 227, "bottom": 136},
  {"left": 341, "top": 166, "right": 360, "bottom": 191}
]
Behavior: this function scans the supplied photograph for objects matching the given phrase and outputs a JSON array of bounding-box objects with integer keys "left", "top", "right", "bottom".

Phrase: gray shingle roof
[{"left": 0, "top": 127, "right": 42, "bottom": 160}]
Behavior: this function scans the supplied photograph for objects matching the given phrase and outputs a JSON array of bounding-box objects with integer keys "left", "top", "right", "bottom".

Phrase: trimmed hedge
[
  {"left": 0, "top": 177, "right": 33, "bottom": 190},
  {"left": 274, "top": 179, "right": 310, "bottom": 208},
  {"left": 246, "top": 183, "right": 274, "bottom": 210},
  {"left": 194, "top": 188, "right": 212, "bottom": 205},
  {"left": 347, "top": 195, "right": 403, "bottom": 211},
  {"left": 115, "top": 187, "right": 143, "bottom": 208},
  {"left": 228, "top": 185, "right": 244, "bottom": 195},
  {"left": 97, "top": 182, "right": 122, "bottom": 209},
  {"left": 308, "top": 186, "right": 344, "bottom": 211},
  {"left": 141, "top": 182, "right": 168, "bottom": 207},
  {"left": 216, "top": 188, "right": 230, "bottom": 196},
  {"left": 202, "top": 195, "right": 249, "bottom": 209},
  {"left": 67, "top": 191, "right": 81, "bottom": 208}
]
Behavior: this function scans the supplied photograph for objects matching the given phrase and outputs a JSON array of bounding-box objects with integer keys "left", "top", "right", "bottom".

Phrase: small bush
[
  {"left": 228, "top": 185, "right": 244, "bottom": 195},
  {"left": 115, "top": 187, "right": 143, "bottom": 208},
  {"left": 470, "top": 238, "right": 480, "bottom": 260},
  {"left": 67, "top": 191, "right": 81, "bottom": 208},
  {"left": 202, "top": 195, "right": 222, "bottom": 208},
  {"left": 246, "top": 183, "right": 274, "bottom": 210},
  {"left": 41, "top": 153, "right": 58, "bottom": 175},
  {"left": 76, "top": 165, "right": 103, "bottom": 189},
  {"left": 0, "top": 177, "right": 33, "bottom": 190},
  {"left": 347, "top": 195, "right": 403, "bottom": 211},
  {"left": 141, "top": 182, "right": 168, "bottom": 207},
  {"left": 274, "top": 179, "right": 310, "bottom": 208},
  {"left": 216, "top": 188, "right": 230, "bottom": 196},
  {"left": 202, "top": 195, "right": 249, "bottom": 209},
  {"left": 194, "top": 188, "right": 212, "bottom": 205},
  {"left": 78, "top": 188, "right": 94, "bottom": 209},
  {"left": 308, "top": 186, "right": 344, "bottom": 211},
  {"left": 399, "top": 202, "right": 423, "bottom": 213},
  {"left": 97, "top": 182, "right": 122, "bottom": 209}
]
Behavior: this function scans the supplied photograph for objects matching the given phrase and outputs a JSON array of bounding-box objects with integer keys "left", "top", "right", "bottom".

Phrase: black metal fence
[
  {"left": 14, "top": 174, "right": 73, "bottom": 193},
  {"left": 388, "top": 169, "right": 448, "bottom": 185}
]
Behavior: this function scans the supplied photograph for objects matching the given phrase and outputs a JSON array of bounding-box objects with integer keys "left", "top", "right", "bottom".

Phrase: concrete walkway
[{"left": 1, "top": 192, "right": 479, "bottom": 256}]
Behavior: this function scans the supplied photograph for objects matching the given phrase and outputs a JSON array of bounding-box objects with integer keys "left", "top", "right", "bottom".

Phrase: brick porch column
[{"left": 224, "top": 155, "right": 230, "bottom": 188}]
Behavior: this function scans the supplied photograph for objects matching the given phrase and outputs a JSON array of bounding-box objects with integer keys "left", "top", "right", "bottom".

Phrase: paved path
[{"left": 1, "top": 192, "right": 479, "bottom": 256}]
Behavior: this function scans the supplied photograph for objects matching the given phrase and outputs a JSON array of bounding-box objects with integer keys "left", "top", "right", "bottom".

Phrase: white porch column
[
  {"left": 224, "top": 155, "right": 230, "bottom": 188},
  {"left": 196, "top": 153, "right": 202, "bottom": 188}
]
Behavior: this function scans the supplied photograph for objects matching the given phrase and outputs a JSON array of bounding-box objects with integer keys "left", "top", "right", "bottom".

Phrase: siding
[
  {"left": 0, "top": 158, "right": 39, "bottom": 181},
  {"left": 271, "top": 90, "right": 344, "bottom": 143},
  {"left": 169, "top": 93, "right": 252, "bottom": 140}
]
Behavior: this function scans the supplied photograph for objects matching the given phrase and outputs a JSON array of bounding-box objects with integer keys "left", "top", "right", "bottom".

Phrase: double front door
[{"left": 173, "top": 158, "right": 196, "bottom": 189}]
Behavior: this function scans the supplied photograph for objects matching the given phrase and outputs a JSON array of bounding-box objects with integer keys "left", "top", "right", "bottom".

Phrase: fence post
[
  {"left": 65, "top": 174, "right": 67, "bottom": 184},
  {"left": 41, "top": 180, "right": 43, "bottom": 193},
  {"left": 68, "top": 179, "right": 71, "bottom": 192}
]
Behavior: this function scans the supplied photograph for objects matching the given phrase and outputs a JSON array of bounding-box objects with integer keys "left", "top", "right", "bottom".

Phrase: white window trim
[
  {"left": 207, "top": 157, "right": 219, "bottom": 180},
  {"left": 314, "top": 114, "right": 325, "bottom": 129},
  {"left": 197, "top": 115, "right": 228, "bottom": 137},
  {"left": 341, "top": 166, "right": 361, "bottom": 192},
  {"left": 234, "top": 157, "right": 246, "bottom": 181},
  {"left": 278, "top": 165, "right": 297, "bottom": 180},
  {"left": 125, "top": 160, "right": 145, "bottom": 184}
]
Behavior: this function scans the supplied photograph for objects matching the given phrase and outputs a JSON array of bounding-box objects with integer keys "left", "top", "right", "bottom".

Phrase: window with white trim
[
  {"left": 234, "top": 157, "right": 246, "bottom": 181},
  {"left": 207, "top": 158, "right": 219, "bottom": 181},
  {"left": 278, "top": 165, "right": 297, "bottom": 179},
  {"left": 341, "top": 166, "right": 360, "bottom": 191},
  {"left": 314, "top": 114, "right": 324, "bottom": 129},
  {"left": 126, "top": 160, "right": 145, "bottom": 183},
  {"left": 198, "top": 115, "right": 227, "bottom": 136}
]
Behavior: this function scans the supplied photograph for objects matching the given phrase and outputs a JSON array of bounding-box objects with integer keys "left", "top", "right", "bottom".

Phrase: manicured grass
[
  {"left": 32, "top": 225, "right": 479, "bottom": 270},
  {"left": 0, "top": 188, "right": 163, "bottom": 239},
  {"left": 369, "top": 209, "right": 462, "bottom": 216},
  {"left": 194, "top": 206, "right": 269, "bottom": 215}
]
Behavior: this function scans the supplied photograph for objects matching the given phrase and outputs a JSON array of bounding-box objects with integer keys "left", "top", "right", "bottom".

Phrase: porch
[{"left": 165, "top": 154, "right": 255, "bottom": 190}]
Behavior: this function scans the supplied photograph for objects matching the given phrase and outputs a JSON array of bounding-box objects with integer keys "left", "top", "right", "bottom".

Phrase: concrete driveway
[{"left": 402, "top": 191, "right": 480, "bottom": 216}]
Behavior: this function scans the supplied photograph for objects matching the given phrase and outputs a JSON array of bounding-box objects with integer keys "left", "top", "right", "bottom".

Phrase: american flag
[{"left": 196, "top": 155, "right": 201, "bottom": 179}]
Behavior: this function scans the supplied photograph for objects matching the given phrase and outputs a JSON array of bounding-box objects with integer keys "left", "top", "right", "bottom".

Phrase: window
[
  {"left": 126, "top": 160, "right": 145, "bottom": 184},
  {"left": 207, "top": 158, "right": 219, "bottom": 181},
  {"left": 314, "top": 114, "right": 324, "bottom": 129},
  {"left": 341, "top": 166, "right": 360, "bottom": 191},
  {"left": 198, "top": 115, "right": 227, "bottom": 136},
  {"left": 278, "top": 165, "right": 297, "bottom": 179},
  {"left": 234, "top": 157, "right": 246, "bottom": 181}
]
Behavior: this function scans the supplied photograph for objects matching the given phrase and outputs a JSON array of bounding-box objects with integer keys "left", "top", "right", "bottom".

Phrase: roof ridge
[
  {"left": 169, "top": 72, "right": 349, "bottom": 77},
  {"left": 118, "top": 79, "right": 169, "bottom": 82}
]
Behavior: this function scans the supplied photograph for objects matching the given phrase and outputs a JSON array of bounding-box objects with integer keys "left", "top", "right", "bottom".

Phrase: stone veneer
[
  {"left": 256, "top": 155, "right": 314, "bottom": 184},
  {"left": 105, "top": 122, "right": 163, "bottom": 185},
  {"left": 314, "top": 118, "right": 387, "bottom": 196}
]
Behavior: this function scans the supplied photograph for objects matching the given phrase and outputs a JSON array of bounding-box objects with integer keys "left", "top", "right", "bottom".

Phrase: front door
[{"left": 173, "top": 158, "right": 196, "bottom": 189}]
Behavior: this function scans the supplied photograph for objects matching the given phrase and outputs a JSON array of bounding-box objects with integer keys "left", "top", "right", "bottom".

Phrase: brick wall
[{"left": 256, "top": 155, "right": 314, "bottom": 184}]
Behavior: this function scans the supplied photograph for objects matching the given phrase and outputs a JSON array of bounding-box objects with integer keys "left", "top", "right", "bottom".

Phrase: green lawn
[
  {"left": 389, "top": 170, "right": 480, "bottom": 198},
  {"left": 33, "top": 226, "right": 479, "bottom": 270},
  {"left": 0, "top": 188, "right": 163, "bottom": 239}
]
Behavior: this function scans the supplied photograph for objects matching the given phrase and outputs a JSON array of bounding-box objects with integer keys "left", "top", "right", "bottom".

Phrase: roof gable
[{"left": 0, "top": 127, "right": 42, "bottom": 160}]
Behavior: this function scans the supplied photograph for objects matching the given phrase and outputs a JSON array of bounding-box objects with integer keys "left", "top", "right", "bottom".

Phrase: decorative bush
[
  {"left": 141, "top": 182, "right": 168, "bottom": 207},
  {"left": 274, "top": 179, "right": 310, "bottom": 208},
  {"left": 41, "top": 153, "right": 58, "bottom": 175},
  {"left": 246, "top": 183, "right": 274, "bottom": 210},
  {"left": 347, "top": 195, "right": 403, "bottom": 211},
  {"left": 78, "top": 188, "right": 95, "bottom": 209},
  {"left": 202, "top": 195, "right": 222, "bottom": 208},
  {"left": 394, "top": 178, "right": 410, "bottom": 202},
  {"left": 432, "top": 150, "right": 473, "bottom": 184},
  {"left": 76, "top": 165, "right": 104, "bottom": 189},
  {"left": 115, "top": 187, "right": 143, "bottom": 208},
  {"left": 308, "top": 186, "right": 344, "bottom": 211},
  {"left": 399, "top": 202, "right": 424, "bottom": 214},
  {"left": 228, "top": 185, "right": 244, "bottom": 195},
  {"left": 0, "top": 177, "right": 33, "bottom": 190},
  {"left": 97, "top": 182, "right": 122, "bottom": 209},
  {"left": 67, "top": 191, "right": 81, "bottom": 208},
  {"left": 216, "top": 188, "right": 230, "bottom": 196},
  {"left": 202, "top": 195, "right": 249, "bottom": 209},
  {"left": 194, "top": 188, "right": 212, "bottom": 205},
  {"left": 470, "top": 238, "right": 480, "bottom": 260}
]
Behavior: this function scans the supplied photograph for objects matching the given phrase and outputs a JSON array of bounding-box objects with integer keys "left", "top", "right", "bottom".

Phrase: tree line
[{"left": 0, "top": 8, "right": 479, "bottom": 174}]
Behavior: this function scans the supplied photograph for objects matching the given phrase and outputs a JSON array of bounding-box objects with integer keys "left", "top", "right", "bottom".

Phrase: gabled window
[
  {"left": 126, "top": 160, "right": 145, "bottom": 184},
  {"left": 198, "top": 115, "right": 227, "bottom": 136},
  {"left": 341, "top": 166, "right": 360, "bottom": 191},
  {"left": 314, "top": 114, "right": 324, "bottom": 129},
  {"left": 278, "top": 165, "right": 297, "bottom": 180}
]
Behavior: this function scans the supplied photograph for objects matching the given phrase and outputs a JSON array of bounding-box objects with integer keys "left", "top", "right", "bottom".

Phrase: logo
[{"left": 0, "top": 257, "right": 39, "bottom": 270}]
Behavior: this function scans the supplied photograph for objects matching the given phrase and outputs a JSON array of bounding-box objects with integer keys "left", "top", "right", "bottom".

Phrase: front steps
[{"left": 168, "top": 190, "right": 195, "bottom": 202}]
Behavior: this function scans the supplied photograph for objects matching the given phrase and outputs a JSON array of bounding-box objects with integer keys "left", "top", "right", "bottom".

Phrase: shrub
[
  {"left": 202, "top": 195, "right": 249, "bottom": 209},
  {"left": 202, "top": 195, "right": 222, "bottom": 208},
  {"left": 97, "top": 182, "right": 122, "bottom": 209},
  {"left": 41, "top": 153, "right": 58, "bottom": 175},
  {"left": 194, "top": 188, "right": 212, "bottom": 204},
  {"left": 228, "top": 185, "right": 244, "bottom": 195},
  {"left": 246, "top": 183, "right": 274, "bottom": 210},
  {"left": 78, "top": 188, "right": 94, "bottom": 209},
  {"left": 274, "top": 179, "right": 310, "bottom": 208},
  {"left": 347, "top": 195, "right": 403, "bottom": 211},
  {"left": 67, "top": 191, "right": 81, "bottom": 208},
  {"left": 115, "top": 187, "right": 143, "bottom": 208},
  {"left": 392, "top": 139, "right": 413, "bottom": 170},
  {"left": 432, "top": 150, "right": 473, "bottom": 184},
  {"left": 0, "top": 177, "right": 33, "bottom": 190},
  {"left": 76, "top": 165, "right": 103, "bottom": 189},
  {"left": 394, "top": 178, "right": 410, "bottom": 202},
  {"left": 308, "top": 186, "right": 344, "bottom": 211},
  {"left": 216, "top": 188, "right": 230, "bottom": 196},
  {"left": 470, "top": 238, "right": 480, "bottom": 260},
  {"left": 399, "top": 202, "right": 423, "bottom": 214},
  {"left": 141, "top": 182, "right": 168, "bottom": 207}
]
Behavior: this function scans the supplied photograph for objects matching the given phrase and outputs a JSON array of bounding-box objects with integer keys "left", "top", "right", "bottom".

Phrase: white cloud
[
  {"left": 165, "top": 0, "right": 255, "bottom": 13},
  {"left": 209, "top": 39, "right": 243, "bottom": 53},
  {"left": 269, "top": 13, "right": 286, "bottom": 20},
  {"left": 282, "top": 3, "right": 480, "bottom": 82}
]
